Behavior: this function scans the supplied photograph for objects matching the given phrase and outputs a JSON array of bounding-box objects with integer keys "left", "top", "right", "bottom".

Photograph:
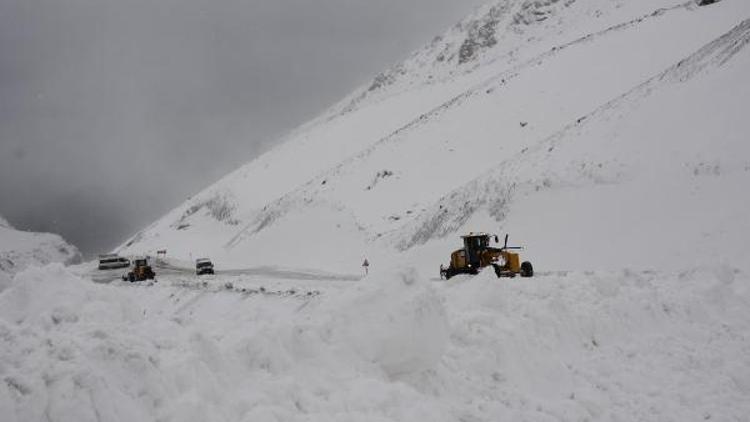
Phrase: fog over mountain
[{"left": 0, "top": 0, "right": 483, "bottom": 255}]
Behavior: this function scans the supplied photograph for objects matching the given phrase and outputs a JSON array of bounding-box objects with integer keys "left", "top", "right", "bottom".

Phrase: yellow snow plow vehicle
[
  {"left": 440, "top": 233, "right": 533, "bottom": 279},
  {"left": 122, "top": 257, "right": 156, "bottom": 282}
]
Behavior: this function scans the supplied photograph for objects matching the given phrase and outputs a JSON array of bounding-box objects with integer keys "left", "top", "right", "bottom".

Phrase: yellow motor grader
[
  {"left": 122, "top": 257, "right": 156, "bottom": 282},
  {"left": 440, "top": 233, "right": 533, "bottom": 279}
]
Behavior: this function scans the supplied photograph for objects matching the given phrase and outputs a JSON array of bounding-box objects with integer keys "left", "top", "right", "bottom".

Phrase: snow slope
[
  {"left": 397, "top": 13, "right": 750, "bottom": 271},
  {"left": 1, "top": 264, "right": 748, "bottom": 421},
  {"left": 119, "top": 0, "right": 750, "bottom": 276},
  {"left": 0, "top": 215, "right": 81, "bottom": 284}
]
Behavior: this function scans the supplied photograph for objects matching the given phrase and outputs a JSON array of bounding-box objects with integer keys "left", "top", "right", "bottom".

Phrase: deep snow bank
[
  {"left": 1, "top": 265, "right": 749, "bottom": 421},
  {"left": 0, "top": 266, "right": 449, "bottom": 422},
  {"left": 437, "top": 267, "right": 750, "bottom": 421},
  {"left": 0, "top": 219, "right": 81, "bottom": 282}
]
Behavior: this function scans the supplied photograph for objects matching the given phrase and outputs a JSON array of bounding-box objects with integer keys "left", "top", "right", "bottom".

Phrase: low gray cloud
[{"left": 0, "top": 0, "right": 483, "bottom": 256}]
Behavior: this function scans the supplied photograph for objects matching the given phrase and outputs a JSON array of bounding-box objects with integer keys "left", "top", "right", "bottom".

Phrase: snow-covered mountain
[
  {"left": 120, "top": 0, "right": 750, "bottom": 276},
  {"left": 0, "top": 215, "right": 81, "bottom": 285},
  {"left": 4, "top": 2, "right": 750, "bottom": 420}
]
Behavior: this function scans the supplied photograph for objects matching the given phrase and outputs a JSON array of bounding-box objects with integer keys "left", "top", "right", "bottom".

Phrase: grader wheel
[{"left": 520, "top": 261, "right": 534, "bottom": 278}]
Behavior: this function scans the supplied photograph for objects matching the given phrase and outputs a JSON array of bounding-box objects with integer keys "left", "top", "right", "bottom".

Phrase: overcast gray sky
[{"left": 0, "top": 0, "right": 484, "bottom": 256}]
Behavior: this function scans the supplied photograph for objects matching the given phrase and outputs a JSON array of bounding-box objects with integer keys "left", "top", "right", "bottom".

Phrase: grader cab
[{"left": 440, "top": 233, "right": 533, "bottom": 280}]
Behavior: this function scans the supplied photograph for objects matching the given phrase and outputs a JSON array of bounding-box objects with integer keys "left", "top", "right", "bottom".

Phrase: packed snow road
[
  {"left": 86, "top": 260, "right": 361, "bottom": 285},
  {"left": 1, "top": 263, "right": 749, "bottom": 422}
]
